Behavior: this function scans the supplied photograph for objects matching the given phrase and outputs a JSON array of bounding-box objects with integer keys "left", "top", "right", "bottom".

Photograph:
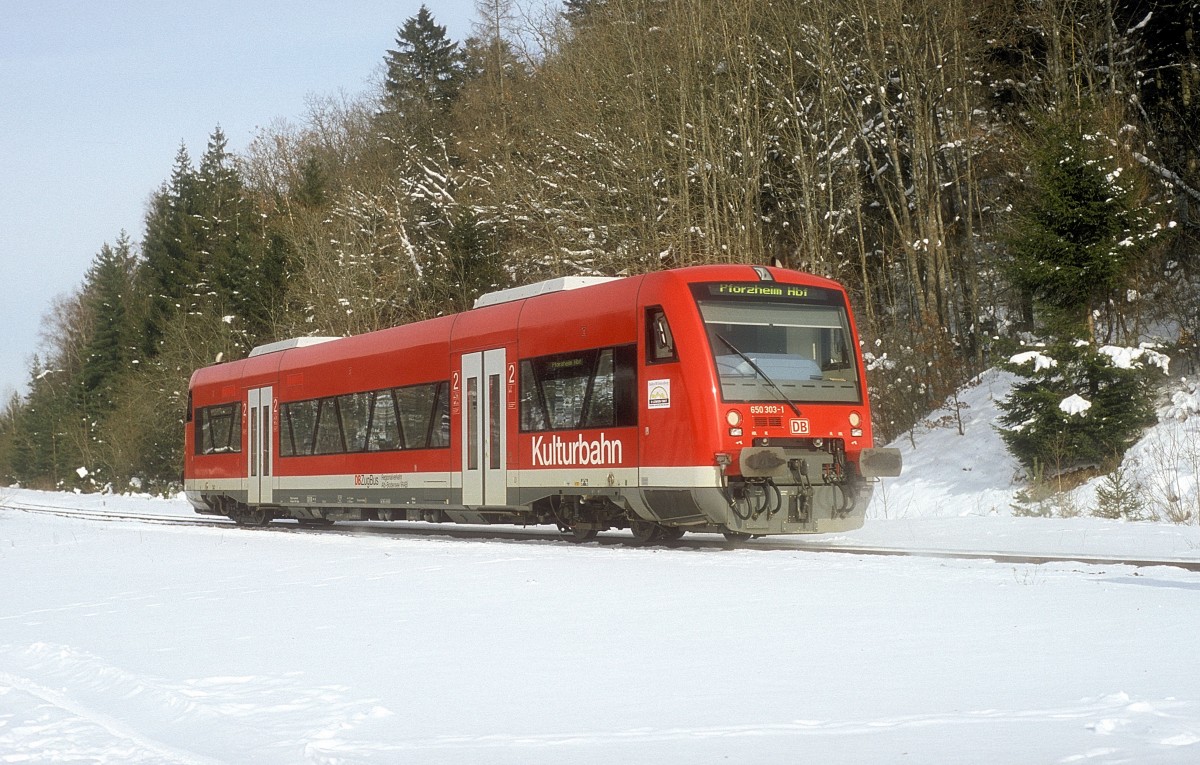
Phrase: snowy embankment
[{"left": 854, "top": 367, "right": 1200, "bottom": 562}]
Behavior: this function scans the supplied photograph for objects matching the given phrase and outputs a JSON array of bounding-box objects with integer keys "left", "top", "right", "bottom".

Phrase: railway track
[
  {"left": 6, "top": 498, "right": 1200, "bottom": 572},
  {"left": 2, "top": 500, "right": 233, "bottom": 528}
]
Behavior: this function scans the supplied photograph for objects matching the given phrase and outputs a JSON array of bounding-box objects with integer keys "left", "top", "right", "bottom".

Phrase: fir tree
[
  {"left": 380, "top": 6, "right": 465, "bottom": 136},
  {"left": 563, "top": 0, "right": 612, "bottom": 27},
  {"left": 196, "top": 127, "right": 255, "bottom": 326},
  {"left": 80, "top": 233, "right": 139, "bottom": 407},
  {"left": 141, "top": 129, "right": 280, "bottom": 353},
  {"left": 12, "top": 358, "right": 84, "bottom": 488},
  {"left": 999, "top": 114, "right": 1167, "bottom": 476},
  {"left": 294, "top": 152, "right": 328, "bottom": 208},
  {"left": 1005, "top": 120, "right": 1145, "bottom": 338},
  {"left": 443, "top": 209, "right": 504, "bottom": 312},
  {"left": 1094, "top": 466, "right": 1149, "bottom": 521},
  {"left": 140, "top": 143, "right": 200, "bottom": 355},
  {"left": 998, "top": 341, "right": 1158, "bottom": 474}
]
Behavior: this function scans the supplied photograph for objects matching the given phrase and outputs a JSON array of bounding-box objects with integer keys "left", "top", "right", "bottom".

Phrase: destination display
[{"left": 697, "top": 282, "right": 842, "bottom": 305}]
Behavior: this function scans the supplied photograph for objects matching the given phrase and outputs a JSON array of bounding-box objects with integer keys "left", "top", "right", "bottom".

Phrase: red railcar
[{"left": 184, "top": 265, "right": 901, "bottom": 541}]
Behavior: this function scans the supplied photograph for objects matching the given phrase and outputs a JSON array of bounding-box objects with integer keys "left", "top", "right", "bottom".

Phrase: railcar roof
[
  {"left": 248, "top": 336, "right": 340, "bottom": 357},
  {"left": 473, "top": 276, "right": 620, "bottom": 308},
  {"left": 191, "top": 264, "right": 845, "bottom": 389}
]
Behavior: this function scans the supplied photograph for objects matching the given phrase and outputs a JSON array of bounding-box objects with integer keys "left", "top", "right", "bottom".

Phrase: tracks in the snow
[{"left": 7, "top": 499, "right": 1200, "bottom": 572}]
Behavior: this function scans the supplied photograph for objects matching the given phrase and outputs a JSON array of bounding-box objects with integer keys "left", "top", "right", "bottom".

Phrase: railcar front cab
[{"left": 629, "top": 268, "right": 902, "bottom": 537}]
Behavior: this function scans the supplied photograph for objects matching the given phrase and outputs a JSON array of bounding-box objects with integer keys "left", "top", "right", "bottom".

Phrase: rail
[{"left": 5, "top": 499, "right": 1200, "bottom": 572}]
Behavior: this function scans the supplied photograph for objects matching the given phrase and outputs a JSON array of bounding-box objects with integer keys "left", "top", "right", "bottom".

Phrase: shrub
[
  {"left": 1093, "top": 466, "right": 1151, "bottom": 521},
  {"left": 998, "top": 340, "right": 1162, "bottom": 475}
]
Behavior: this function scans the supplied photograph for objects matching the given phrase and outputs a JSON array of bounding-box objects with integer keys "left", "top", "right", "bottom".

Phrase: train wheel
[
  {"left": 232, "top": 504, "right": 272, "bottom": 527},
  {"left": 561, "top": 525, "right": 598, "bottom": 543},
  {"left": 629, "top": 520, "right": 664, "bottom": 545},
  {"left": 722, "top": 530, "right": 752, "bottom": 545},
  {"left": 659, "top": 526, "right": 686, "bottom": 542}
]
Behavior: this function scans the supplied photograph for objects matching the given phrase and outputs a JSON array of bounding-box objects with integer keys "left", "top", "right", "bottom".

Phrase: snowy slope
[
  {"left": 866, "top": 367, "right": 1025, "bottom": 519},
  {"left": 867, "top": 367, "right": 1200, "bottom": 526}
]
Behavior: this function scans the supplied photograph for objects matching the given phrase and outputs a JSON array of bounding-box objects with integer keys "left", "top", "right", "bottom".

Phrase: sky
[{"left": 0, "top": 1, "right": 478, "bottom": 401}]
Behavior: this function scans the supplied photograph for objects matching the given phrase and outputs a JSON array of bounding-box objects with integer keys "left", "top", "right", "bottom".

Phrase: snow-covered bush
[
  {"left": 998, "top": 340, "right": 1164, "bottom": 477},
  {"left": 1136, "top": 377, "right": 1200, "bottom": 524}
]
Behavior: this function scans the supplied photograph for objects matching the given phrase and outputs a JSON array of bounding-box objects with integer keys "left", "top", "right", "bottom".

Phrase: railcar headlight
[
  {"left": 726, "top": 410, "right": 742, "bottom": 427},
  {"left": 848, "top": 411, "right": 862, "bottom": 427}
]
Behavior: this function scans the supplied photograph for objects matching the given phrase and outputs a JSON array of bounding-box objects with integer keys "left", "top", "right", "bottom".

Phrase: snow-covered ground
[{"left": 3, "top": 370, "right": 1200, "bottom": 763}]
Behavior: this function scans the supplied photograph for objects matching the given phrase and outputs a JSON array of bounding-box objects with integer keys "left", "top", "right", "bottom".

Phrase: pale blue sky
[{"left": 0, "top": 1, "right": 477, "bottom": 399}]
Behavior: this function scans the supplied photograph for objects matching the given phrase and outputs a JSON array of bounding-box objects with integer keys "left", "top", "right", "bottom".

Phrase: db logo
[{"left": 790, "top": 419, "right": 810, "bottom": 435}]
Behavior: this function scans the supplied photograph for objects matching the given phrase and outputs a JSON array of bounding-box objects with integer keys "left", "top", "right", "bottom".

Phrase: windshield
[{"left": 694, "top": 283, "right": 861, "bottom": 404}]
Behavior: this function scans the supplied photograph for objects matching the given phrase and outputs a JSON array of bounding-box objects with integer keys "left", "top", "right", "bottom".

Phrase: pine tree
[
  {"left": 140, "top": 143, "right": 200, "bottom": 355},
  {"left": 80, "top": 233, "right": 139, "bottom": 407},
  {"left": 380, "top": 6, "right": 465, "bottom": 137},
  {"left": 1006, "top": 121, "right": 1143, "bottom": 338},
  {"left": 999, "top": 114, "right": 1167, "bottom": 476}
]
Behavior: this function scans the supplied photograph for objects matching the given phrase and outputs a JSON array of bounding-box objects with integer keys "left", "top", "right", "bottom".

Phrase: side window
[
  {"left": 396, "top": 383, "right": 439, "bottom": 449},
  {"left": 314, "top": 398, "right": 346, "bottom": 454},
  {"left": 519, "top": 362, "right": 549, "bottom": 432},
  {"left": 367, "top": 389, "right": 401, "bottom": 451},
  {"left": 646, "top": 307, "right": 678, "bottom": 363},
  {"left": 429, "top": 382, "right": 451, "bottom": 448},
  {"left": 195, "top": 402, "right": 243, "bottom": 455},
  {"left": 279, "top": 382, "right": 451, "bottom": 457},
  {"left": 583, "top": 349, "right": 615, "bottom": 427},
  {"left": 282, "top": 399, "right": 319, "bottom": 456},
  {"left": 338, "top": 392, "right": 373, "bottom": 452},
  {"left": 520, "top": 345, "right": 637, "bottom": 432},
  {"left": 279, "top": 406, "right": 295, "bottom": 457}
]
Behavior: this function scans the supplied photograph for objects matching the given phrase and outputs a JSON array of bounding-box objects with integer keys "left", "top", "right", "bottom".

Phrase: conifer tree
[
  {"left": 141, "top": 129, "right": 281, "bottom": 354},
  {"left": 442, "top": 209, "right": 503, "bottom": 312},
  {"left": 80, "top": 233, "right": 139, "bottom": 407},
  {"left": 999, "top": 114, "right": 1167, "bottom": 475},
  {"left": 140, "top": 144, "right": 200, "bottom": 355},
  {"left": 380, "top": 6, "right": 465, "bottom": 139},
  {"left": 1006, "top": 121, "right": 1144, "bottom": 338},
  {"left": 196, "top": 126, "right": 261, "bottom": 334},
  {"left": 998, "top": 342, "right": 1159, "bottom": 474}
]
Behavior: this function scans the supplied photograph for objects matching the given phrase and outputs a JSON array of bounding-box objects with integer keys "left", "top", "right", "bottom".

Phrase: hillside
[{"left": 869, "top": 368, "right": 1200, "bottom": 526}]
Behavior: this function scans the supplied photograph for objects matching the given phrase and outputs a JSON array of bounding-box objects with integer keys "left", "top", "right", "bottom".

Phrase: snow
[
  {"left": 1009, "top": 350, "right": 1057, "bottom": 371},
  {"left": 4, "top": 369, "right": 1200, "bottom": 763},
  {"left": 867, "top": 368, "right": 1024, "bottom": 519},
  {"left": 1060, "top": 392, "right": 1093, "bottom": 416},
  {"left": 1099, "top": 344, "right": 1171, "bottom": 373}
]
